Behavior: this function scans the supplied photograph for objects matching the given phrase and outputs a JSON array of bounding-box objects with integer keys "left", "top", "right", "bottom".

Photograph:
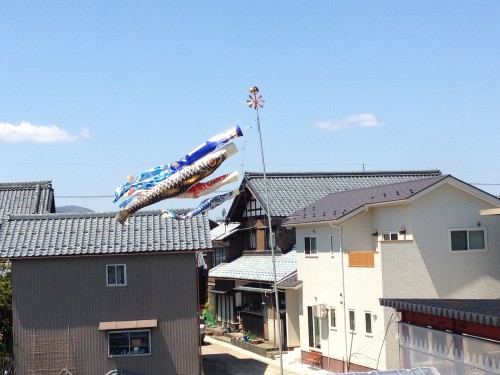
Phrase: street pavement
[{"left": 202, "top": 336, "right": 331, "bottom": 375}]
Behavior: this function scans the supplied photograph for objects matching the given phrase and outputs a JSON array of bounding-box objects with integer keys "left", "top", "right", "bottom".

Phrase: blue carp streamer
[
  {"left": 115, "top": 146, "right": 236, "bottom": 225},
  {"left": 113, "top": 125, "right": 243, "bottom": 203},
  {"left": 162, "top": 189, "right": 239, "bottom": 221}
]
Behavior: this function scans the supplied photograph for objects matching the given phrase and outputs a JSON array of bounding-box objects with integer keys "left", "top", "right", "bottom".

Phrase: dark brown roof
[{"left": 285, "top": 175, "right": 448, "bottom": 225}]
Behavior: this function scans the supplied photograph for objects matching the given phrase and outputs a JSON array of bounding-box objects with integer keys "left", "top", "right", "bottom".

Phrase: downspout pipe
[
  {"left": 340, "top": 224, "right": 348, "bottom": 372},
  {"left": 328, "top": 207, "right": 368, "bottom": 372},
  {"left": 328, "top": 222, "right": 348, "bottom": 372}
]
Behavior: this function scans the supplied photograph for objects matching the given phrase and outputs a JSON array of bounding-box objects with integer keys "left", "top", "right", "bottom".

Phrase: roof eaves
[
  {"left": 446, "top": 176, "right": 500, "bottom": 206},
  {"left": 380, "top": 298, "right": 500, "bottom": 327},
  {"left": 285, "top": 198, "right": 411, "bottom": 227}
]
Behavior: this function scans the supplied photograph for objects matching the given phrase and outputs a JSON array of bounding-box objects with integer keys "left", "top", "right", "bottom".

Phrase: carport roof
[{"left": 380, "top": 298, "right": 500, "bottom": 327}]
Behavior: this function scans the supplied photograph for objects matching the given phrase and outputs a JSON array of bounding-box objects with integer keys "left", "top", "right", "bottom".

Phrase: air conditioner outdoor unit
[{"left": 313, "top": 304, "right": 327, "bottom": 318}]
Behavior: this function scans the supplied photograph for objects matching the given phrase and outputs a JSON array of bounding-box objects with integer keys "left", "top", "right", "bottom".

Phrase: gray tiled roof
[
  {"left": 210, "top": 222, "right": 240, "bottom": 241},
  {"left": 0, "top": 180, "right": 55, "bottom": 219},
  {"left": 209, "top": 250, "right": 296, "bottom": 282},
  {"left": 231, "top": 170, "right": 442, "bottom": 218},
  {"left": 380, "top": 298, "right": 500, "bottom": 327},
  {"left": 286, "top": 175, "right": 449, "bottom": 225},
  {"left": 0, "top": 210, "right": 212, "bottom": 258}
]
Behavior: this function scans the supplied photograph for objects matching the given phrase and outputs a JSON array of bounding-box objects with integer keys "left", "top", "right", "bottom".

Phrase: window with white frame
[
  {"left": 108, "top": 330, "right": 151, "bottom": 357},
  {"left": 382, "top": 232, "right": 399, "bottom": 241},
  {"left": 305, "top": 237, "right": 317, "bottom": 255},
  {"left": 365, "top": 312, "right": 373, "bottom": 335},
  {"left": 314, "top": 315, "right": 321, "bottom": 348},
  {"left": 243, "top": 199, "right": 264, "bottom": 217},
  {"left": 348, "top": 310, "right": 356, "bottom": 332},
  {"left": 307, "top": 306, "right": 321, "bottom": 349},
  {"left": 107, "top": 264, "right": 126, "bottom": 286},
  {"left": 329, "top": 307, "right": 336, "bottom": 329},
  {"left": 450, "top": 229, "right": 486, "bottom": 252}
]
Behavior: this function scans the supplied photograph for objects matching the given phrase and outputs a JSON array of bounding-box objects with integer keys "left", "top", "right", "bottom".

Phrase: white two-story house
[{"left": 284, "top": 175, "right": 500, "bottom": 372}]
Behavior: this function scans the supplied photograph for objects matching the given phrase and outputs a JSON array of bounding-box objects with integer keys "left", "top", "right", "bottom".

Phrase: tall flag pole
[{"left": 247, "top": 87, "right": 283, "bottom": 374}]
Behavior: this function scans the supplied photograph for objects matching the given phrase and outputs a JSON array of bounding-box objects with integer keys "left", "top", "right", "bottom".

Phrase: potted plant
[{"left": 246, "top": 332, "right": 262, "bottom": 344}]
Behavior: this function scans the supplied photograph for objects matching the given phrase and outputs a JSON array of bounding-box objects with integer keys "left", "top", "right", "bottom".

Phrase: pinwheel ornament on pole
[
  {"left": 248, "top": 87, "right": 283, "bottom": 375},
  {"left": 247, "top": 86, "right": 265, "bottom": 110}
]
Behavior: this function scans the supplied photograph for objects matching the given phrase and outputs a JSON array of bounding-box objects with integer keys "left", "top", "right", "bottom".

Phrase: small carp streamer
[
  {"left": 162, "top": 189, "right": 239, "bottom": 221},
  {"left": 113, "top": 126, "right": 243, "bottom": 224}
]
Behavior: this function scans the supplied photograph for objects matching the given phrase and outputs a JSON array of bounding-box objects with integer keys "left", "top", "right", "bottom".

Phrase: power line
[
  {"left": 56, "top": 195, "right": 113, "bottom": 198},
  {"left": 56, "top": 189, "right": 236, "bottom": 199}
]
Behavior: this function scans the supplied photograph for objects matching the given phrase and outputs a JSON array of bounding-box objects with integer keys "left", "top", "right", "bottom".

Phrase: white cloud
[
  {"left": 315, "top": 113, "right": 382, "bottom": 130},
  {"left": 0, "top": 121, "right": 77, "bottom": 143},
  {"left": 79, "top": 126, "right": 91, "bottom": 139}
]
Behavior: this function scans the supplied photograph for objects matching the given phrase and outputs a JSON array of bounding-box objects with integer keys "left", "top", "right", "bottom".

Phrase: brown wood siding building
[
  {"left": 12, "top": 253, "right": 200, "bottom": 375},
  {"left": 0, "top": 211, "right": 212, "bottom": 375}
]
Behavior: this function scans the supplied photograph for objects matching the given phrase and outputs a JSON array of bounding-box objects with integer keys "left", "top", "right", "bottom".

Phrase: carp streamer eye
[{"left": 208, "top": 158, "right": 216, "bottom": 167}]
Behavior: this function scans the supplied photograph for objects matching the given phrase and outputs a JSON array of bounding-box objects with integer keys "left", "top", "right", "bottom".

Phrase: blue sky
[{"left": 1, "top": 1, "right": 499, "bottom": 218}]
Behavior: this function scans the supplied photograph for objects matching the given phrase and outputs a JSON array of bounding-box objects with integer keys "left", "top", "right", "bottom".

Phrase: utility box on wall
[{"left": 313, "top": 304, "right": 327, "bottom": 318}]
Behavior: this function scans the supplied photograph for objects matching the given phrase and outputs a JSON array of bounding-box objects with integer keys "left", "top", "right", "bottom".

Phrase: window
[
  {"left": 349, "top": 310, "right": 355, "bottom": 332},
  {"left": 249, "top": 231, "right": 256, "bottom": 250},
  {"left": 329, "top": 308, "right": 336, "bottom": 329},
  {"left": 244, "top": 199, "right": 264, "bottom": 217},
  {"left": 382, "top": 233, "right": 399, "bottom": 241},
  {"left": 330, "top": 236, "right": 339, "bottom": 253},
  {"left": 217, "top": 294, "right": 234, "bottom": 323},
  {"left": 365, "top": 312, "right": 373, "bottom": 335},
  {"left": 307, "top": 306, "right": 321, "bottom": 349},
  {"left": 212, "top": 247, "right": 228, "bottom": 267},
  {"left": 108, "top": 330, "right": 150, "bottom": 357},
  {"left": 107, "top": 264, "right": 126, "bottom": 286},
  {"left": 241, "top": 293, "right": 263, "bottom": 314},
  {"left": 314, "top": 316, "right": 321, "bottom": 349},
  {"left": 450, "top": 229, "right": 486, "bottom": 252},
  {"left": 305, "top": 237, "right": 317, "bottom": 255}
]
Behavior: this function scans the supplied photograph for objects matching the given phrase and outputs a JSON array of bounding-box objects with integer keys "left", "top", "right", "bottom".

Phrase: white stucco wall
[
  {"left": 378, "top": 184, "right": 500, "bottom": 368},
  {"left": 285, "top": 289, "right": 301, "bottom": 347},
  {"left": 297, "top": 223, "right": 387, "bottom": 370}
]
